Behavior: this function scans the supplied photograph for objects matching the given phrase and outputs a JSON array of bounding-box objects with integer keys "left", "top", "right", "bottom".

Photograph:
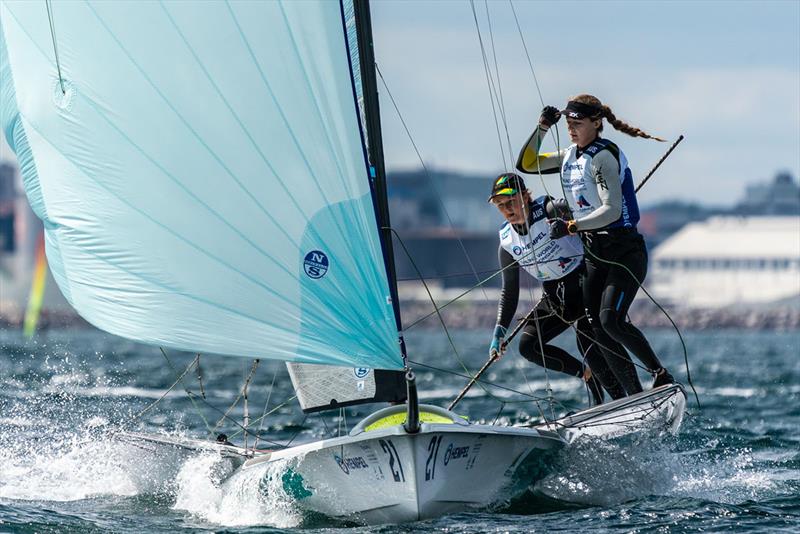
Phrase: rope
[
  {"left": 158, "top": 348, "right": 213, "bottom": 433},
  {"left": 408, "top": 358, "right": 568, "bottom": 408},
  {"left": 470, "top": 0, "right": 564, "bottom": 414},
  {"left": 389, "top": 228, "right": 508, "bottom": 404},
  {"left": 253, "top": 368, "right": 279, "bottom": 450},
  {"left": 581, "top": 245, "right": 700, "bottom": 406},
  {"left": 45, "top": 0, "right": 66, "bottom": 95},
  {"left": 482, "top": 0, "right": 515, "bottom": 166},
  {"left": 195, "top": 354, "right": 206, "bottom": 399},
  {"left": 401, "top": 246, "right": 583, "bottom": 330},
  {"left": 212, "top": 359, "right": 260, "bottom": 432},
  {"left": 375, "top": 64, "right": 490, "bottom": 301},
  {"left": 227, "top": 394, "right": 298, "bottom": 442},
  {"left": 468, "top": 0, "right": 510, "bottom": 170},
  {"left": 128, "top": 354, "right": 200, "bottom": 423},
  {"left": 505, "top": 0, "right": 697, "bottom": 408}
]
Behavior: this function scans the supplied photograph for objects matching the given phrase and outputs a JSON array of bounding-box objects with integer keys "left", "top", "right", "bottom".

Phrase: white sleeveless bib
[{"left": 498, "top": 196, "right": 583, "bottom": 281}]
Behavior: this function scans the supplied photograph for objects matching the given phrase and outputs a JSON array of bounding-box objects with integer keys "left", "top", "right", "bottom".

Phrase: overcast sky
[{"left": 371, "top": 0, "right": 800, "bottom": 206}]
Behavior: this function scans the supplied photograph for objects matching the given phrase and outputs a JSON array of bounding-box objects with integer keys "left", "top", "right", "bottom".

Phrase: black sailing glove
[
  {"left": 548, "top": 218, "right": 569, "bottom": 239},
  {"left": 539, "top": 106, "right": 561, "bottom": 128}
]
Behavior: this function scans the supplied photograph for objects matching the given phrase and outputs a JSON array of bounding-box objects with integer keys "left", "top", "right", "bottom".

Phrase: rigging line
[
  {"left": 390, "top": 228, "right": 512, "bottom": 403},
  {"left": 401, "top": 245, "right": 569, "bottom": 330},
  {"left": 564, "top": 317, "right": 608, "bottom": 404},
  {"left": 196, "top": 354, "right": 206, "bottom": 399},
  {"left": 469, "top": 0, "right": 509, "bottom": 169},
  {"left": 408, "top": 358, "right": 566, "bottom": 405},
  {"left": 512, "top": 196, "right": 558, "bottom": 415},
  {"left": 483, "top": 0, "right": 516, "bottom": 166},
  {"left": 473, "top": 1, "right": 561, "bottom": 413},
  {"left": 213, "top": 359, "right": 261, "bottom": 432},
  {"left": 395, "top": 256, "right": 585, "bottom": 281},
  {"left": 509, "top": 0, "right": 565, "bottom": 199},
  {"left": 527, "top": 302, "right": 557, "bottom": 419},
  {"left": 128, "top": 354, "right": 200, "bottom": 423},
  {"left": 409, "top": 359, "right": 570, "bottom": 416},
  {"left": 281, "top": 414, "right": 309, "bottom": 450},
  {"left": 506, "top": 4, "right": 692, "bottom": 405},
  {"left": 399, "top": 214, "right": 585, "bottom": 329},
  {"left": 158, "top": 348, "right": 213, "bottom": 432},
  {"left": 253, "top": 367, "right": 279, "bottom": 450},
  {"left": 185, "top": 390, "right": 291, "bottom": 448},
  {"left": 375, "top": 64, "right": 490, "bottom": 302},
  {"left": 45, "top": 0, "right": 65, "bottom": 95},
  {"left": 227, "top": 393, "right": 298, "bottom": 440},
  {"left": 508, "top": 0, "right": 543, "bottom": 105},
  {"left": 492, "top": 401, "right": 506, "bottom": 425},
  {"left": 519, "top": 391, "right": 679, "bottom": 430},
  {"left": 544, "top": 299, "right": 652, "bottom": 374},
  {"left": 318, "top": 411, "right": 331, "bottom": 437}
]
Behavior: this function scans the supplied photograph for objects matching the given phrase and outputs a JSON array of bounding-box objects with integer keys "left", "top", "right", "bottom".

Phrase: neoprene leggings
[
  {"left": 582, "top": 231, "right": 663, "bottom": 395},
  {"left": 518, "top": 267, "right": 627, "bottom": 401}
]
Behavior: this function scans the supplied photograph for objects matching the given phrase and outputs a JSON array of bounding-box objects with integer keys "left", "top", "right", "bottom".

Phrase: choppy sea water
[{"left": 0, "top": 327, "right": 797, "bottom": 533}]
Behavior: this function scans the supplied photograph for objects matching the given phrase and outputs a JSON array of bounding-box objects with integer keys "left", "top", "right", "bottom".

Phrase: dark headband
[{"left": 562, "top": 100, "right": 603, "bottom": 120}]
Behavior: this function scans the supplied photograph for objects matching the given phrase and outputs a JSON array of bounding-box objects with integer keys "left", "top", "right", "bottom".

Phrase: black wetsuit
[
  {"left": 517, "top": 127, "right": 665, "bottom": 395},
  {"left": 581, "top": 229, "right": 659, "bottom": 394},
  {"left": 496, "top": 201, "right": 627, "bottom": 402}
]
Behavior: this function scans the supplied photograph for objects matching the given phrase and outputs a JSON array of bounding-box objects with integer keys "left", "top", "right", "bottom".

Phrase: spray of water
[
  {"left": 172, "top": 454, "right": 302, "bottom": 528},
  {"left": 535, "top": 423, "right": 780, "bottom": 507}
]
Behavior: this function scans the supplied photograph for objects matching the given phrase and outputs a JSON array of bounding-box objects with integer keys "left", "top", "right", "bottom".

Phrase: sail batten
[{"left": 0, "top": 0, "right": 403, "bottom": 369}]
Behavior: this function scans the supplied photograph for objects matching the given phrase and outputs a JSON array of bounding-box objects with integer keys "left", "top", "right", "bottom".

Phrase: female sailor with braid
[
  {"left": 487, "top": 172, "right": 626, "bottom": 404},
  {"left": 516, "top": 94, "right": 674, "bottom": 395}
]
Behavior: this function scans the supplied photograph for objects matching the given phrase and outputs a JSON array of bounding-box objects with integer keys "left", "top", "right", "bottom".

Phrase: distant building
[
  {"left": 387, "top": 169, "right": 499, "bottom": 232},
  {"left": 736, "top": 171, "right": 800, "bottom": 215},
  {"left": 640, "top": 172, "right": 799, "bottom": 249},
  {"left": 649, "top": 216, "right": 800, "bottom": 307}
]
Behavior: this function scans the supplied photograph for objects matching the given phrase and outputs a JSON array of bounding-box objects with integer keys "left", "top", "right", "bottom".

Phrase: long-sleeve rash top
[{"left": 515, "top": 125, "right": 629, "bottom": 231}]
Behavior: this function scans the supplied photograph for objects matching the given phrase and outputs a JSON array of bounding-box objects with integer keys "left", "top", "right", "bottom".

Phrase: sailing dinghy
[{"left": 0, "top": 0, "right": 575, "bottom": 524}]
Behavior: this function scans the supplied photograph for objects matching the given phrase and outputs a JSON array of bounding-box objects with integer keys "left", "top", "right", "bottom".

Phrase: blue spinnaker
[{"left": 0, "top": 0, "right": 402, "bottom": 369}]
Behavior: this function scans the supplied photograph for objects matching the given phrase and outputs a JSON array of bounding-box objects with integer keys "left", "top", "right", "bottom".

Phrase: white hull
[
  {"left": 533, "top": 384, "right": 687, "bottom": 443},
  {"left": 242, "top": 405, "right": 564, "bottom": 523},
  {"left": 116, "top": 386, "right": 687, "bottom": 525}
]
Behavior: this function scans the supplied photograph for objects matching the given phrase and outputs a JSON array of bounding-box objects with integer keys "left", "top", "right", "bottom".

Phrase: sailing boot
[{"left": 652, "top": 368, "right": 675, "bottom": 388}]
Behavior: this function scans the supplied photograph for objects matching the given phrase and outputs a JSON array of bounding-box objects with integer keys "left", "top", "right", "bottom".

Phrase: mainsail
[{"left": 0, "top": 0, "right": 403, "bottom": 370}]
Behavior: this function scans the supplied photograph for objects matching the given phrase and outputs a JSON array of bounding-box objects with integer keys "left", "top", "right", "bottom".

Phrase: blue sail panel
[{"left": 0, "top": 0, "right": 402, "bottom": 369}]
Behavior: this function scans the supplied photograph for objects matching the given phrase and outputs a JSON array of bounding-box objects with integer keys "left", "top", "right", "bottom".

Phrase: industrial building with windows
[{"left": 649, "top": 216, "right": 800, "bottom": 308}]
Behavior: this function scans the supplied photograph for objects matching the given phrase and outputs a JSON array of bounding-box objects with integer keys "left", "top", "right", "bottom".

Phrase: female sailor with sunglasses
[
  {"left": 487, "top": 172, "right": 626, "bottom": 405},
  {"left": 515, "top": 94, "right": 674, "bottom": 396}
]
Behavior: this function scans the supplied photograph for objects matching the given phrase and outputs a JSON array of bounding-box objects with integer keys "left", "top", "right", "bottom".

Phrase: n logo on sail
[{"left": 303, "top": 250, "right": 330, "bottom": 279}]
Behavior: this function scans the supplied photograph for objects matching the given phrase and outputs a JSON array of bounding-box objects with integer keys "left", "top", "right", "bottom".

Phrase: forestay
[{"left": 0, "top": 0, "right": 403, "bottom": 369}]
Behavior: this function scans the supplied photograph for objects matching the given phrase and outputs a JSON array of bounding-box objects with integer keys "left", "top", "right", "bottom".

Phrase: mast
[
  {"left": 351, "top": 0, "right": 414, "bottom": 420},
  {"left": 351, "top": 0, "right": 405, "bottom": 348}
]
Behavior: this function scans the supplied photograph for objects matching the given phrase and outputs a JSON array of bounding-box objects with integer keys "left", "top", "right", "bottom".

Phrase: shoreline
[{"left": 1, "top": 301, "right": 798, "bottom": 332}]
